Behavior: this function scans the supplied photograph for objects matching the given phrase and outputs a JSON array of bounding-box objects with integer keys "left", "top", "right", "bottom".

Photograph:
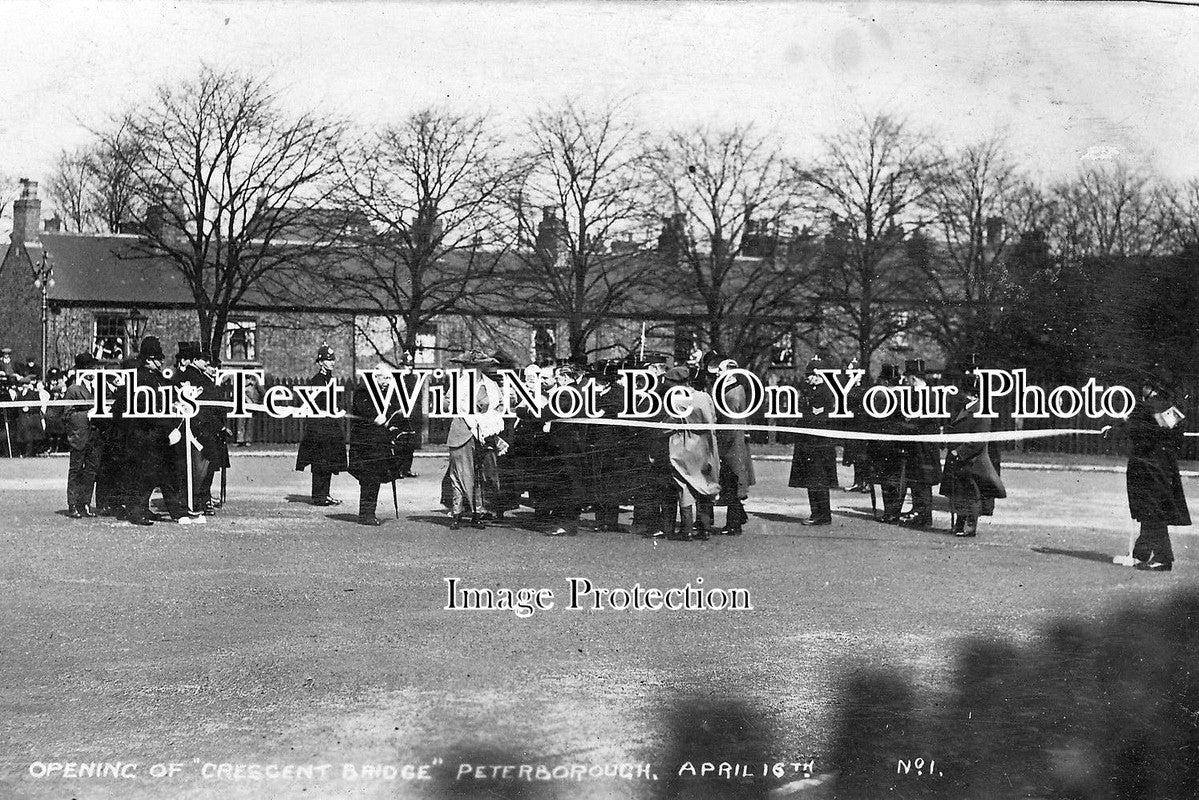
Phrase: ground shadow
[
  {"left": 285, "top": 494, "right": 315, "bottom": 504},
  {"left": 324, "top": 513, "right": 364, "bottom": 524},
  {"left": 1030, "top": 546, "right": 1121, "bottom": 565}
]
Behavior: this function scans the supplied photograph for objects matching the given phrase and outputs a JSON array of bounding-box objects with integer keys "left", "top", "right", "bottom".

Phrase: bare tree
[
  {"left": 917, "top": 137, "right": 1052, "bottom": 365},
  {"left": 648, "top": 124, "right": 813, "bottom": 366},
  {"left": 98, "top": 66, "right": 345, "bottom": 356},
  {"left": 45, "top": 148, "right": 93, "bottom": 232},
  {"left": 333, "top": 109, "right": 517, "bottom": 365},
  {"left": 794, "top": 114, "right": 941, "bottom": 367},
  {"left": 1052, "top": 163, "right": 1176, "bottom": 261},
  {"left": 504, "top": 101, "right": 656, "bottom": 360},
  {"left": 86, "top": 123, "right": 141, "bottom": 234}
]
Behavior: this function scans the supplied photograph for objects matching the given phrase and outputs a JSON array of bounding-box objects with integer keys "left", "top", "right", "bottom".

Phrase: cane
[
  {"left": 3, "top": 414, "right": 10, "bottom": 458},
  {"left": 391, "top": 479, "right": 399, "bottom": 520},
  {"left": 220, "top": 467, "right": 227, "bottom": 506},
  {"left": 897, "top": 459, "right": 909, "bottom": 517}
]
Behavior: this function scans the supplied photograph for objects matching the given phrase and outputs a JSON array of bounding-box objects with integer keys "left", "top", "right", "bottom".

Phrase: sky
[{"left": 1, "top": 0, "right": 1197, "bottom": 213}]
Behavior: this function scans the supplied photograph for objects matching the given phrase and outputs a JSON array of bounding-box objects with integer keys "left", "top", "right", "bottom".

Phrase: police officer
[
  {"left": 295, "top": 344, "right": 348, "bottom": 506},
  {"left": 867, "top": 364, "right": 905, "bottom": 524},
  {"left": 112, "top": 336, "right": 182, "bottom": 525}
]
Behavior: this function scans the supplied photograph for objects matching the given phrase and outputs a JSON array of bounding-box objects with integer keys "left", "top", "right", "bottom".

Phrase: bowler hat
[
  {"left": 139, "top": 337, "right": 165, "bottom": 360},
  {"left": 74, "top": 352, "right": 99, "bottom": 370}
]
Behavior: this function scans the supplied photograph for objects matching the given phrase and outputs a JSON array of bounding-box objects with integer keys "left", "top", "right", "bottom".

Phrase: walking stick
[
  {"left": 391, "top": 480, "right": 399, "bottom": 520},
  {"left": 869, "top": 482, "right": 878, "bottom": 521},
  {"left": 3, "top": 414, "right": 10, "bottom": 458},
  {"left": 897, "top": 458, "right": 909, "bottom": 516},
  {"left": 220, "top": 466, "right": 227, "bottom": 506}
]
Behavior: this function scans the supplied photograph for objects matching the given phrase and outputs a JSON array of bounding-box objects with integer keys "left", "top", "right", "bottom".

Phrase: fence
[{"left": 242, "top": 376, "right": 1199, "bottom": 461}]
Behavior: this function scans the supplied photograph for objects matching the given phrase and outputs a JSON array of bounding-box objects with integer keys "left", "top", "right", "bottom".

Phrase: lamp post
[
  {"left": 31, "top": 251, "right": 54, "bottom": 383},
  {"left": 126, "top": 308, "right": 148, "bottom": 358}
]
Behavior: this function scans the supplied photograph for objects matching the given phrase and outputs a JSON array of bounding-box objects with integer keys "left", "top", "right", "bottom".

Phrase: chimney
[
  {"left": 12, "top": 179, "right": 41, "bottom": 244},
  {"left": 535, "top": 206, "right": 563, "bottom": 260},
  {"left": 43, "top": 214, "right": 62, "bottom": 234}
]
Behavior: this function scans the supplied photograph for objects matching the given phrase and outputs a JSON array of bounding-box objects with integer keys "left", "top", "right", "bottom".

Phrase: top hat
[
  {"left": 73, "top": 352, "right": 99, "bottom": 370},
  {"left": 139, "top": 336, "right": 165, "bottom": 360},
  {"left": 315, "top": 344, "right": 336, "bottom": 362},
  {"left": 176, "top": 341, "right": 203, "bottom": 361}
]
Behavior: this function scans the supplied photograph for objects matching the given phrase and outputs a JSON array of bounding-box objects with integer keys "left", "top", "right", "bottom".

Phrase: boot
[{"left": 672, "top": 507, "right": 695, "bottom": 541}]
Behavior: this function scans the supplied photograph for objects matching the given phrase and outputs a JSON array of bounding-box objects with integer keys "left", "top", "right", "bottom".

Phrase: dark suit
[
  {"left": 63, "top": 382, "right": 99, "bottom": 510},
  {"left": 295, "top": 369, "right": 347, "bottom": 501}
]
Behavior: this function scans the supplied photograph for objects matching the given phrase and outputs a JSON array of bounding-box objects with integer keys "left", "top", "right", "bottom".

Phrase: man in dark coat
[
  {"left": 172, "top": 342, "right": 229, "bottom": 515},
  {"left": 713, "top": 357, "right": 755, "bottom": 535},
  {"left": 542, "top": 362, "right": 590, "bottom": 536},
  {"left": 898, "top": 360, "right": 943, "bottom": 528},
  {"left": 788, "top": 358, "right": 839, "bottom": 525},
  {"left": 867, "top": 364, "right": 905, "bottom": 523},
  {"left": 1124, "top": 372, "right": 1190, "bottom": 571},
  {"left": 840, "top": 359, "right": 872, "bottom": 493},
  {"left": 295, "top": 344, "right": 348, "bottom": 506},
  {"left": 939, "top": 370, "right": 1005, "bottom": 537},
  {"left": 111, "top": 336, "right": 185, "bottom": 525},
  {"left": 63, "top": 353, "right": 101, "bottom": 517},
  {"left": 586, "top": 360, "right": 638, "bottom": 532},
  {"left": 348, "top": 371, "right": 406, "bottom": 526}
]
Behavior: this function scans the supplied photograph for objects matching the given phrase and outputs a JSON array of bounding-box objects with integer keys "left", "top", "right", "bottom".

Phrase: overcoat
[
  {"left": 347, "top": 383, "right": 405, "bottom": 485},
  {"left": 789, "top": 382, "right": 840, "bottom": 489},
  {"left": 899, "top": 416, "right": 943, "bottom": 486},
  {"left": 295, "top": 370, "right": 348, "bottom": 474},
  {"left": 669, "top": 387, "right": 721, "bottom": 498},
  {"left": 715, "top": 378, "right": 755, "bottom": 500},
  {"left": 587, "top": 383, "right": 643, "bottom": 505},
  {"left": 939, "top": 399, "right": 1004, "bottom": 514},
  {"left": 1125, "top": 399, "right": 1191, "bottom": 526},
  {"left": 62, "top": 383, "right": 94, "bottom": 450}
]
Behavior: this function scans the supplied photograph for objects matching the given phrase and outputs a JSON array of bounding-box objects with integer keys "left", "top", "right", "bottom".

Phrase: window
[
  {"left": 413, "top": 323, "right": 437, "bottom": 366},
  {"left": 225, "top": 319, "right": 258, "bottom": 363},
  {"left": 532, "top": 323, "right": 556, "bottom": 363},
  {"left": 93, "top": 314, "right": 128, "bottom": 362}
]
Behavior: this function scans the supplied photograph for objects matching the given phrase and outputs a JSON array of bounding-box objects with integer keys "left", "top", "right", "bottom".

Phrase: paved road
[{"left": 0, "top": 455, "right": 1195, "bottom": 798}]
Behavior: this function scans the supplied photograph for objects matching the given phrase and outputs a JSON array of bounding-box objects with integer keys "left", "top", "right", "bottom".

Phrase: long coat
[
  {"left": 789, "top": 382, "right": 840, "bottom": 489},
  {"left": 587, "top": 383, "right": 644, "bottom": 505},
  {"left": 295, "top": 370, "right": 348, "bottom": 474},
  {"left": 1125, "top": 399, "right": 1191, "bottom": 526},
  {"left": 899, "top": 416, "right": 943, "bottom": 486},
  {"left": 939, "top": 399, "right": 1004, "bottom": 514},
  {"left": 62, "top": 383, "right": 95, "bottom": 450},
  {"left": 348, "top": 383, "right": 405, "bottom": 485},
  {"left": 669, "top": 387, "right": 721, "bottom": 498},
  {"left": 175, "top": 365, "right": 230, "bottom": 470},
  {"left": 716, "top": 378, "right": 755, "bottom": 500}
]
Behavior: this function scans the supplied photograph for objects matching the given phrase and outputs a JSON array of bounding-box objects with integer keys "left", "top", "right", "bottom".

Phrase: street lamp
[
  {"left": 31, "top": 251, "right": 54, "bottom": 383},
  {"left": 126, "top": 308, "right": 148, "bottom": 357}
]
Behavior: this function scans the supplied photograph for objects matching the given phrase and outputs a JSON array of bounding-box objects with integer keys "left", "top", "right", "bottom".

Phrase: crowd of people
[{"left": 3, "top": 337, "right": 1186, "bottom": 571}]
